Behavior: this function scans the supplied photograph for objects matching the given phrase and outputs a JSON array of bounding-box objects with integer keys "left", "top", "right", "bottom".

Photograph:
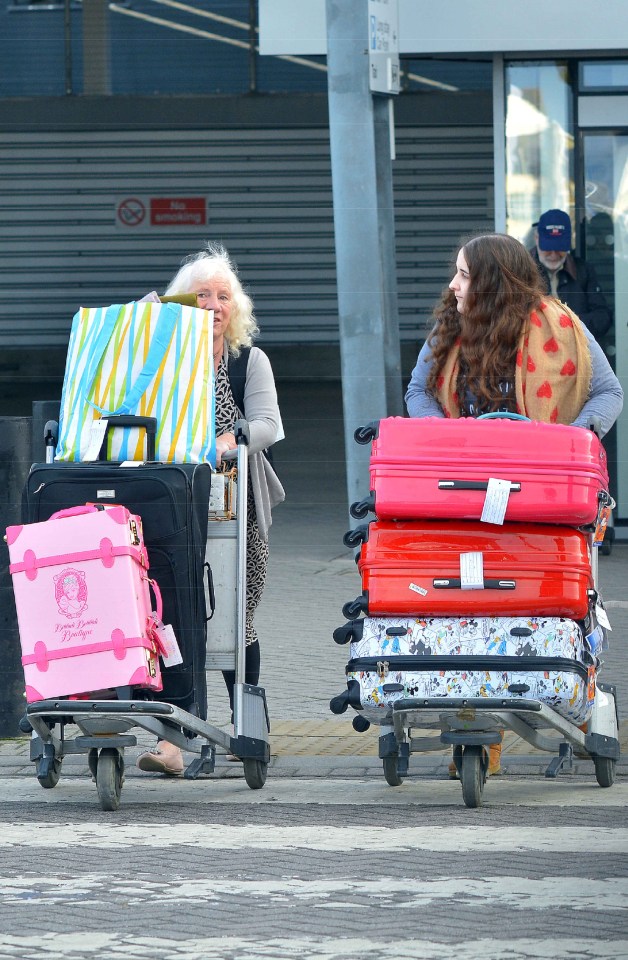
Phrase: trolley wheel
[
  {"left": 243, "top": 758, "right": 267, "bottom": 790},
  {"left": 594, "top": 755, "right": 616, "bottom": 788},
  {"left": 460, "top": 745, "right": 486, "bottom": 808},
  {"left": 382, "top": 755, "right": 404, "bottom": 787},
  {"left": 96, "top": 748, "right": 124, "bottom": 811},
  {"left": 37, "top": 757, "right": 62, "bottom": 790},
  {"left": 600, "top": 538, "right": 612, "bottom": 557}
]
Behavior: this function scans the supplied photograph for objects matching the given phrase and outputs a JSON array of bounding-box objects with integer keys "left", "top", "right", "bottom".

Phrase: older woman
[
  {"left": 405, "top": 232, "right": 623, "bottom": 777},
  {"left": 138, "top": 242, "right": 285, "bottom": 775}
]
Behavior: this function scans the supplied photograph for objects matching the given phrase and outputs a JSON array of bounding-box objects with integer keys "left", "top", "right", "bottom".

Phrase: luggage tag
[
  {"left": 152, "top": 622, "right": 183, "bottom": 667},
  {"left": 480, "top": 478, "right": 511, "bottom": 525},
  {"left": 82, "top": 418, "right": 109, "bottom": 462},
  {"left": 460, "top": 551, "right": 484, "bottom": 590},
  {"left": 595, "top": 598, "right": 612, "bottom": 632},
  {"left": 587, "top": 665, "right": 596, "bottom": 702},
  {"left": 593, "top": 493, "right": 615, "bottom": 546},
  {"left": 582, "top": 605, "right": 608, "bottom": 654}
]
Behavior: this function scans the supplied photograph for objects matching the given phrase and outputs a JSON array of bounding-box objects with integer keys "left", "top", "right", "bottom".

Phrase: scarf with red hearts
[{"left": 435, "top": 298, "right": 592, "bottom": 424}]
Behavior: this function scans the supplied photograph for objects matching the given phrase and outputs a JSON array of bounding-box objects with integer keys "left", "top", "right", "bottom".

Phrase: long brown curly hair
[{"left": 426, "top": 233, "right": 546, "bottom": 414}]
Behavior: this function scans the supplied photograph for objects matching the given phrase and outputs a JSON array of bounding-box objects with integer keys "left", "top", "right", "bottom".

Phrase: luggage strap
[
  {"left": 10, "top": 542, "right": 147, "bottom": 579},
  {"left": 22, "top": 633, "right": 158, "bottom": 672}
]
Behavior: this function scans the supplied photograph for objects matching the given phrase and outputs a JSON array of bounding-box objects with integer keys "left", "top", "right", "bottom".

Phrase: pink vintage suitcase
[
  {"left": 355, "top": 416, "right": 609, "bottom": 525},
  {"left": 344, "top": 519, "right": 593, "bottom": 620},
  {"left": 6, "top": 504, "right": 163, "bottom": 702}
]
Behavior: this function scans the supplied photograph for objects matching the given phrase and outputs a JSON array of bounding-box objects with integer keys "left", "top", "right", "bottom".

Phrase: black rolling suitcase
[{"left": 22, "top": 416, "right": 211, "bottom": 720}]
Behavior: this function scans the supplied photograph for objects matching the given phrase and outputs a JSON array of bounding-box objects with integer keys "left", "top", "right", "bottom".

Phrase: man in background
[{"left": 530, "top": 208, "right": 613, "bottom": 340}]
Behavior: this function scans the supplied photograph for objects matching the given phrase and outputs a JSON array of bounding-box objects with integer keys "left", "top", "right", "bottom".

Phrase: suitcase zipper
[{"left": 347, "top": 655, "right": 591, "bottom": 679}]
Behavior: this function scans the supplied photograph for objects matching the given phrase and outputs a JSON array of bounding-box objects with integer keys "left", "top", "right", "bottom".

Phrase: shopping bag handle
[{"left": 82, "top": 302, "right": 182, "bottom": 416}]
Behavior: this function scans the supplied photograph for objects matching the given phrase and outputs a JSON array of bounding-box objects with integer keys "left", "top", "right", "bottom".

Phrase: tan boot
[
  {"left": 488, "top": 735, "right": 504, "bottom": 776},
  {"left": 137, "top": 740, "right": 184, "bottom": 776}
]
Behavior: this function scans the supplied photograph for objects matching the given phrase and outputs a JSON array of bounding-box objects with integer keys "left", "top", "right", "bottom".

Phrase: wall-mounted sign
[
  {"left": 369, "top": 0, "right": 400, "bottom": 95},
  {"left": 116, "top": 196, "right": 207, "bottom": 229}
]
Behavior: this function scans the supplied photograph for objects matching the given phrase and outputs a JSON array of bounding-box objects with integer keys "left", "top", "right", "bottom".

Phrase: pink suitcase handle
[
  {"left": 146, "top": 577, "right": 163, "bottom": 624},
  {"left": 49, "top": 504, "right": 103, "bottom": 521}
]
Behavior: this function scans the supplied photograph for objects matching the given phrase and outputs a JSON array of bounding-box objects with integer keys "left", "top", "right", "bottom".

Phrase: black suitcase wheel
[
  {"left": 354, "top": 423, "right": 378, "bottom": 445},
  {"left": 343, "top": 526, "right": 368, "bottom": 549},
  {"left": 342, "top": 596, "right": 366, "bottom": 620},
  {"left": 96, "top": 748, "right": 125, "bottom": 811},
  {"left": 350, "top": 494, "right": 375, "bottom": 520},
  {"left": 460, "top": 745, "right": 486, "bottom": 808},
  {"left": 243, "top": 758, "right": 267, "bottom": 790}
]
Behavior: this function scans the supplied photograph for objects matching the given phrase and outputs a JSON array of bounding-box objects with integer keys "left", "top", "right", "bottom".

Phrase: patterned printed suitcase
[
  {"left": 357, "top": 416, "right": 609, "bottom": 525},
  {"left": 6, "top": 503, "right": 163, "bottom": 702},
  {"left": 336, "top": 614, "right": 596, "bottom": 725},
  {"left": 345, "top": 519, "right": 593, "bottom": 620}
]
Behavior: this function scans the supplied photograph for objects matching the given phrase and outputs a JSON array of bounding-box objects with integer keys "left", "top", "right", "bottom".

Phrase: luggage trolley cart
[
  {"left": 14, "top": 415, "right": 270, "bottom": 810},
  {"left": 330, "top": 416, "right": 620, "bottom": 808}
]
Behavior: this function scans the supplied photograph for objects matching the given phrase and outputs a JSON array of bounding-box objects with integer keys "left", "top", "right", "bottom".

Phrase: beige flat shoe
[{"left": 137, "top": 743, "right": 183, "bottom": 776}]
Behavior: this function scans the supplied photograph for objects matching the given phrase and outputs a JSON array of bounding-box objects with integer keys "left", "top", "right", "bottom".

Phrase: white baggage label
[
  {"left": 595, "top": 601, "right": 612, "bottom": 631},
  {"left": 82, "top": 418, "right": 109, "bottom": 462},
  {"left": 409, "top": 582, "right": 428, "bottom": 596},
  {"left": 480, "top": 477, "right": 511, "bottom": 525},
  {"left": 460, "top": 551, "right": 484, "bottom": 590}
]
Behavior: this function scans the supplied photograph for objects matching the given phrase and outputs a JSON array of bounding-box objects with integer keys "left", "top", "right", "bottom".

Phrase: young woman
[
  {"left": 406, "top": 233, "right": 622, "bottom": 433},
  {"left": 405, "top": 233, "right": 623, "bottom": 776}
]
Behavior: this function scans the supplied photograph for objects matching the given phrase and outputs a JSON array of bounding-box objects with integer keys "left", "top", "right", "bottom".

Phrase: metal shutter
[{"left": 0, "top": 124, "right": 493, "bottom": 347}]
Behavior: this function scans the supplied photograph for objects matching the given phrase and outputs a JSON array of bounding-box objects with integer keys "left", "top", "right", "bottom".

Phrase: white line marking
[
  {"left": 0, "top": 935, "right": 626, "bottom": 960},
  {"left": 1, "top": 875, "right": 627, "bottom": 911},
  {"left": 2, "top": 822, "right": 627, "bottom": 852}
]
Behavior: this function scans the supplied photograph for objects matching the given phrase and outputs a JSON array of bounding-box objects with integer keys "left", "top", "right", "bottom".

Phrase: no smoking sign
[{"left": 116, "top": 197, "right": 147, "bottom": 227}]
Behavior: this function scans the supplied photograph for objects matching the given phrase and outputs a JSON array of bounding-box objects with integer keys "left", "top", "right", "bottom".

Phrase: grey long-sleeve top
[
  {"left": 221, "top": 343, "right": 285, "bottom": 540},
  {"left": 405, "top": 325, "right": 623, "bottom": 438}
]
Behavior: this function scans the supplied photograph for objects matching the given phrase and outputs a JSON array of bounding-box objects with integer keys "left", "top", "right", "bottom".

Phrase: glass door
[{"left": 582, "top": 131, "right": 628, "bottom": 519}]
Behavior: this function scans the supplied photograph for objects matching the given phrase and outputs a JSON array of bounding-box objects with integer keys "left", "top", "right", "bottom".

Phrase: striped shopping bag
[{"left": 56, "top": 301, "right": 216, "bottom": 464}]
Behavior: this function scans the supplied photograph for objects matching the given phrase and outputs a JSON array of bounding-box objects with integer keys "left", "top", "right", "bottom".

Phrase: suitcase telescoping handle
[
  {"left": 477, "top": 412, "right": 530, "bottom": 422},
  {"left": 438, "top": 479, "right": 521, "bottom": 492},
  {"left": 433, "top": 577, "right": 516, "bottom": 590},
  {"left": 98, "top": 415, "right": 158, "bottom": 461}
]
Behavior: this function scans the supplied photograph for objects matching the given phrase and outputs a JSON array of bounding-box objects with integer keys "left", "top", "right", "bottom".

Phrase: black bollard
[{"left": 0, "top": 417, "right": 33, "bottom": 737}]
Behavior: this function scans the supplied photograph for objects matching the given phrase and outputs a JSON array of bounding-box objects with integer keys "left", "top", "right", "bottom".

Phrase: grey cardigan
[{"left": 222, "top": 343, "right": 285, "bottom": 540}]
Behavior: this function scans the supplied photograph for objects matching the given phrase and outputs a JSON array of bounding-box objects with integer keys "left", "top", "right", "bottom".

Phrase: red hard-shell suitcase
[
  {"left": 356, "top": 416, "right": 608, "bottom": 525},
  {"left": 344, "top": 519, "right": 593, "bottom": 619}
]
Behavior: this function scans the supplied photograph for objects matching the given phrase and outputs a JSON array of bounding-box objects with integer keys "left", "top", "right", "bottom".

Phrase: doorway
[{"left": 581, "top": 128, "right": 628, "bottom": 520}]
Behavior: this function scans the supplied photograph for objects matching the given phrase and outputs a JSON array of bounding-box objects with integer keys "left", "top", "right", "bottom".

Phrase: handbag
[{"left": 56, "top": 300, "right": 216, "bottom": 464}]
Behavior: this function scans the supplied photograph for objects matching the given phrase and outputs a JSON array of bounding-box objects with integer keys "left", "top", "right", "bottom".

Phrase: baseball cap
[{"left": 535, "top": 209, "right": 572, "bottom": 251}]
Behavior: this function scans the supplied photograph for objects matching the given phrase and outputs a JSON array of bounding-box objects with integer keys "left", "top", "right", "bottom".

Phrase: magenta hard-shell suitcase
[
  {"left": 7, "top": 503, "right": 163, "bottom": 702},
  {"left": 356, "top": 416, "right": 609, "bottom": 525}
]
